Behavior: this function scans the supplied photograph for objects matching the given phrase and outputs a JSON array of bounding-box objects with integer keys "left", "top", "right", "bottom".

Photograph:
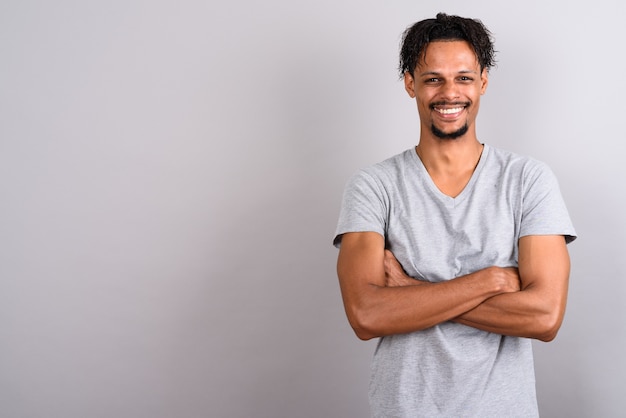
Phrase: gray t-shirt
[{"left": 333, "top": 144, "right": 576, "bottom": 418}]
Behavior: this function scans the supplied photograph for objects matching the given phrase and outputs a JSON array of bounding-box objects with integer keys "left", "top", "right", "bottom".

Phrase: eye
[
  {"left": 458, "top": 76, "right": 473, "bottom": 82},
  {"left": 424, "top": 77, "right": 440, "bottom": 84}
]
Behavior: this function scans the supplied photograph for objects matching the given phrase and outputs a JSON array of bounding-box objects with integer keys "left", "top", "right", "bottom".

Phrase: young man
[{"left": 333, "top": 13, "right": 576, "bottom": 417}]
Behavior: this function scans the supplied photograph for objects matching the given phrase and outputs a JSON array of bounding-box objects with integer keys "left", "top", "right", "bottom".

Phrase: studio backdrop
[{"left": 1, "top": 1, "right": 624, "bottom": 417}]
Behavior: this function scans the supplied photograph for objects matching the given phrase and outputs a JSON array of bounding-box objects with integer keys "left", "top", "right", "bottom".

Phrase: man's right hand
[{"left": 478, "top": 266, "right": 521, "bottom": 294}]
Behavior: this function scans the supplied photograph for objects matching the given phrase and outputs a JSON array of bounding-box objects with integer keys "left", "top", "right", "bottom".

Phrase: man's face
[{"left": 404, "top": 40, "right": 488, "bottom": 140}]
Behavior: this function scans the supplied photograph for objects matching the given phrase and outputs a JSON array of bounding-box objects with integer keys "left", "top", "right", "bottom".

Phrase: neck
[{"left": 415, "top": 136, "right": 484, "bottom": 177}]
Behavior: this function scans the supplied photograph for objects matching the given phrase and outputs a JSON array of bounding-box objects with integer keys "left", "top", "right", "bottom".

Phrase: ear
[
  {"left": 480, "top": 68, "right": 489, "bottom": 95},
  {"left": 404, "top": 72, "right": 416, "bottom": 98}
]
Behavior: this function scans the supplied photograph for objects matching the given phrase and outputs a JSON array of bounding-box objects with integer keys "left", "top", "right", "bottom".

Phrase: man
[{"left": 333, "top": 13, "right": 576, "bottom": 417}]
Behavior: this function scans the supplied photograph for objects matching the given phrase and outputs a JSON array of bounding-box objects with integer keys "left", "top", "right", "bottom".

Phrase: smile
[
  {"left": 430, "top": 101, "right": 470, "bottom": 117},
  {"left": 434, "top": 107, "right": 464, "bottom": 115}
]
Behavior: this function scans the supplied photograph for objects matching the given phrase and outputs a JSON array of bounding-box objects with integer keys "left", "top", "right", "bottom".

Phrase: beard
[
  {"left": 431, "top": 122, "right": 468, "bottom": 139},
  {"left": 428, "top": 101, "right": 471, "bottom": 139}
]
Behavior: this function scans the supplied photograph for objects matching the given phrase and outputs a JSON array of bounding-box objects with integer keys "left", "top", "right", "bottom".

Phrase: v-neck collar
[{"left": 410, "top": 144, "right": 490, "bottom": 208}]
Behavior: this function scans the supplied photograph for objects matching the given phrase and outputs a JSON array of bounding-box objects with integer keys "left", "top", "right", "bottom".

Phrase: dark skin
[{"left": 337, "top": 40, "right": 571, "bottom": 342}]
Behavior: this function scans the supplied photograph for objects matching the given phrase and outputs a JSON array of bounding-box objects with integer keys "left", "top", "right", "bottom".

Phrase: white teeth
[{"left": 436, "top": 107, "right": 463, "bottom": 114}]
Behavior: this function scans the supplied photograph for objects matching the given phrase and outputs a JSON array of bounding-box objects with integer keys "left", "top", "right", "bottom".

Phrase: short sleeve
[
  {"left": 333, "top": 169, "right": 388, "bottom": 248},
  {"left": 519, "top": 162, "right": 577, "bottom": 243}
]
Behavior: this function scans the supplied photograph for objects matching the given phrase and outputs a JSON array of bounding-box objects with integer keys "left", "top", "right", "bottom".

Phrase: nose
[{"left": 439, "top": 80, "right": 460, "bottom": 101}]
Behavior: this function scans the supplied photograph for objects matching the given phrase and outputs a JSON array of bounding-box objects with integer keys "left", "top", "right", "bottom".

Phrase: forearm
[
  {"left": 455, "top": 236, "right": 570, "bottom": 341},
  {"left": 337, "top": 233, "right": 519, "bottom": 341},
  {"left": 349, "top": 272, "right": 507, "bottom": 340},
  {"left": 453, "top": 288, "right": 564, "bottom": 341}
]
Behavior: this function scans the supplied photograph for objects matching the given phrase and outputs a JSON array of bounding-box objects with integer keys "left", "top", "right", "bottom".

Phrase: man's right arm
[{"left": 337, "top": 231, "right": 520, "bottom": 340}]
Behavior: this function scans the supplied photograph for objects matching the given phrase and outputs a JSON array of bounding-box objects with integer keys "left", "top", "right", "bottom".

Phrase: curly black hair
[{"left": 398, "top": 13, "right": 496, "bottom": 78}]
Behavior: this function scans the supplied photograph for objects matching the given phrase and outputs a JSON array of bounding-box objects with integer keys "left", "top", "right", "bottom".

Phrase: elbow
[
  {"left": 536, "top": 329, "right": 558, "bottom": 342},
  {"left": 533, "top": 311, "right": 563, "bottom": 342},
  {"left": 353, "top": 328, "right": 376, "bottom": 341},
  {"left": 346, "top": 306, "right": 380, "bottom": 341}
]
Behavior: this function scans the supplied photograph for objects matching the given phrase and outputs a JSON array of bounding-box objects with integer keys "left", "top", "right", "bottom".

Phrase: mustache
[{"left": 429, "top": 101, "right": 470, "bottom": 109}]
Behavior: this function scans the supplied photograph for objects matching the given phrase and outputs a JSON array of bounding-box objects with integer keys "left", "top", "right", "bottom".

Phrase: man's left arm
[
  {"left": 453, "top": 235, "right": 570, "bottom": 341},
  {"left": 384, "top": 234, "right": 571, "bottom": 341}
]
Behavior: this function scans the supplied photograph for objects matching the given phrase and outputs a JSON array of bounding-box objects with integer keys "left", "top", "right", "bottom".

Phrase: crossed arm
[{"left": 336, "top": 232, "right": 570, "bottom": 342}]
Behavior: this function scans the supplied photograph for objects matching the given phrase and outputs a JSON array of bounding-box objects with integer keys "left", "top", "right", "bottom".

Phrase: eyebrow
[{"left": 418, "top": 70, "right": 478, "bottom": 77}]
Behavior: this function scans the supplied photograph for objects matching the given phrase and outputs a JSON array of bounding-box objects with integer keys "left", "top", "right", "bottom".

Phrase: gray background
[{"left": 1, "top": 1, "right": 624, "bottom": 417}]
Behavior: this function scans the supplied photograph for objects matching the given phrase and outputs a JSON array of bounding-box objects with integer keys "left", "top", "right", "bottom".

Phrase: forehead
[{"left": 417, "top": 40, "right": 480, "bottom": 72}]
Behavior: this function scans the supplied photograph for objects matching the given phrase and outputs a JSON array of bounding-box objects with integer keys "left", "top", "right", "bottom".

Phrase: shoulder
[
  {"left": 484, "top": 145, "right": 553, "bottom": 180},
  {"left": 348, "top": 148, "right": 416, "bottom": 187},
  {"left": 486, "top": 145, "right": 543, "bottom": 168}
]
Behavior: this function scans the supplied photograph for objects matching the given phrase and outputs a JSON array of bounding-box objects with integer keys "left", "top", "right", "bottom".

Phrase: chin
[{"left": 431, "top": 123, "right": 468, "bottom": 139}]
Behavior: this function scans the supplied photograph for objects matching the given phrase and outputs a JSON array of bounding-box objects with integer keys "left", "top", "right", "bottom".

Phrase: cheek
[{"left": 417, "top": 100, "right": 430, "bottom": 113}]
